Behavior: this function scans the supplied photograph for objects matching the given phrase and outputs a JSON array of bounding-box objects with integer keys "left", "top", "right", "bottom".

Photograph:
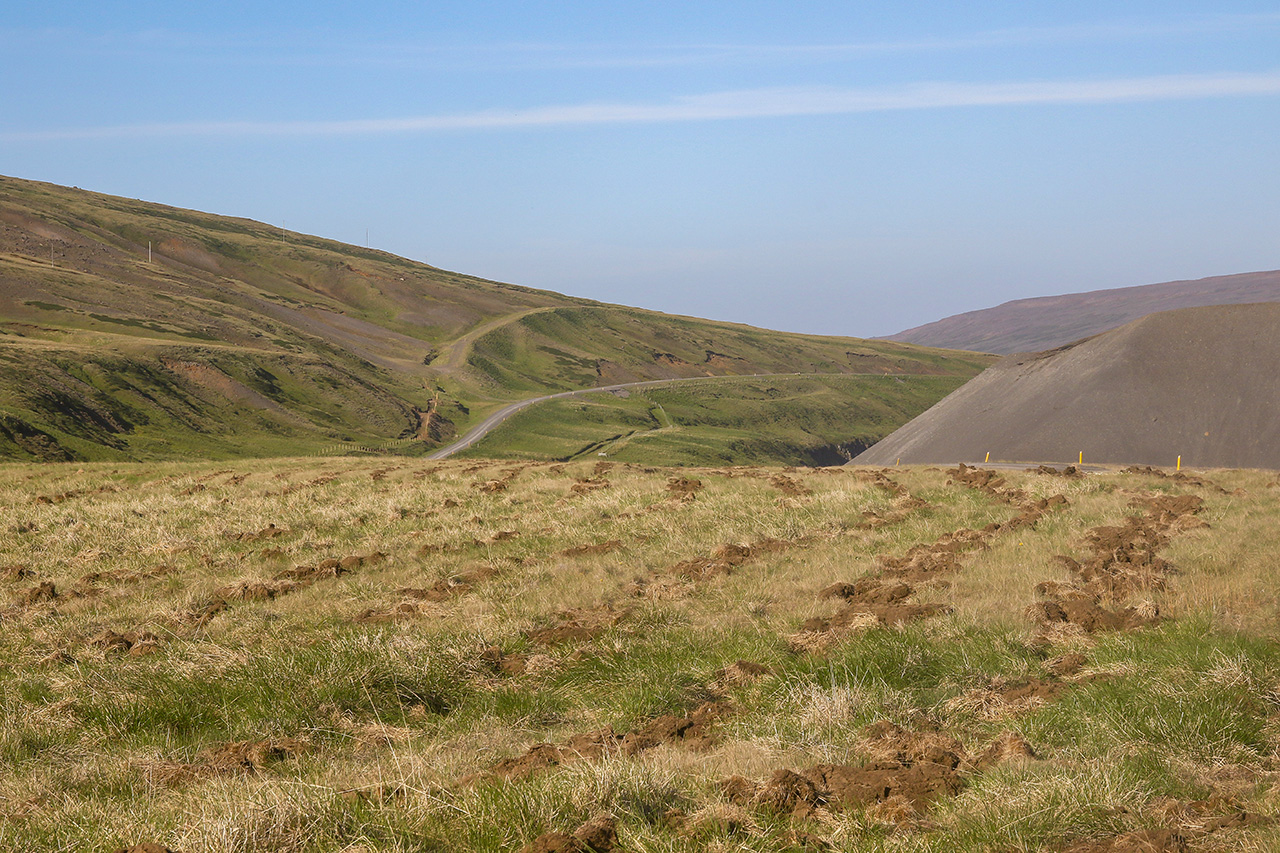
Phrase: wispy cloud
[
  {"left": 6, "top": 71, "right": 1280, "bottom": 142},
  {"left": 4, "top": 13, "right": 1278, "bottom": 71}
]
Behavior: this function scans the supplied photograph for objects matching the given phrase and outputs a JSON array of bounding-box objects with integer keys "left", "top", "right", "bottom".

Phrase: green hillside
[
  {"left": 460, "top": 373, "right": 970, "bottom": 466},
  {"left": 0, "top": 175, "right": 993, "bottom": 462}
]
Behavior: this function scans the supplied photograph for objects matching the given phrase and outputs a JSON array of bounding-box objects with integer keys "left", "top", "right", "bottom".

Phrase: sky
[{"left": 2, "top": 2, "right": 1278, "bottom": 338}]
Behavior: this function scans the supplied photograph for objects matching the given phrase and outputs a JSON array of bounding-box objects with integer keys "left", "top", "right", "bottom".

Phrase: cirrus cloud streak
[{"left": 6, "top": 70, "right": 1280, "bottom": 142}]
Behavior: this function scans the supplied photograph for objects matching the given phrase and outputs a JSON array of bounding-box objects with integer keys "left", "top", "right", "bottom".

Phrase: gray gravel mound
[{"left": 855, "top": 303, "right": 1280, "bottom": 469}]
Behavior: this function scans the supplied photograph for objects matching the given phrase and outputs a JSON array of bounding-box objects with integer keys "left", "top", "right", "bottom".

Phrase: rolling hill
[
  {"left": 0, "top": 175, "right": 992, "bottom": 462},
  {"left": 885, "top": 269, "right": 1280, "bottom": 354},
  {"left": 857, "top": 302, "right": 1280, "bottom": 468}
]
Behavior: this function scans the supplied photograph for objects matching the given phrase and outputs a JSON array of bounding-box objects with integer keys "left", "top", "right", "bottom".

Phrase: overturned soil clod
[
  {"left": 527, "top": 606, "right": 632, "bottom": 646},
  {"left": 520, "top": 814, "right": 617, "bottom": 853},
  {"left": 559, "top": 539, "right": 623, "bottom": 558},
  {"left": 1030, "top": 492, "right": 1202, "bottom": 636},
  {"left": 465, "top": 702, "right": 729, "bottom": 785}
]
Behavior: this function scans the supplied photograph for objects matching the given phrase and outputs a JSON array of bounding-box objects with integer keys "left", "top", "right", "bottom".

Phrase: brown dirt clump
[
  {"left": 1028, "top": 598, "right": 1159, "bottom": 633},
  {"left": 213, "top": 579, "right": 300, "bottom": 602},
  {"left": 465, "top": 702, "right": 728, "bottom": 785},
  {"left": 802, "top": 601, "right": 953, "bottom": 632},
  {"left": 727, "top": 722, "right": 969, "bottom": 819},
  {"left": 819, "top": 578, "right": 913, "bottom": 605},
  {"left": 354, "top": 601, "right": 422, "bottom": 623},
  {"left": 176, "top": 596, "right": 229, "bottom": 628},
  {"left": 559, "top": 539, "right": 623, "bottom": 558},
  {"left": 853, "top": 472, "right": 931, "bottom": 529},
  {"left": 479, "top": 646, "right": 556, "bottom": 677},
  {"left": 1030, "top": 492, "right": 1201, "bottom": 637},
  {"left": 974, "top": 730, "right": 1037, "bottom": 770},
  {"left": 274, "top": 551, "right": 385, "bottom": 582},
  {"left": 12, "top": 580, "right": 57, "bottom": 606},
  {"left": 621, "top": 701, "right": 726, "bottom": 754},
  {"left": 223, "top": 523, "right": 289, "bottom": 542},
  {"left": 666, "top": 541, "right": 755, "bottom": 580},
  {"left": 352, "top": 565, "right": 492, "bottom": 621},
  {"left": 666, "top": 476, "right": 703, "bottom": 501},
  {"left": 1045, "top": 652, "right": 1088, "bottom": 677},
  {"left": 624, "top": 574, "right": 696, "bottom": 601},
  {"left": 35, "top": 485, "right": 116, "bottom": 504},
  {"left": 713, "top": 660, "right": 773, "bottom": 688},
  {"left": 394, "top": 564, "right": 498, "bottom": 604},
  {"left": 77, "top": 564, "right": 176, "bottom": 589},
  {"left": 569, "top": 476, "right": 610, "bottom": 496},
  {"left": 726, "top": 723, "right": 1040, "bottom": 826},
  {"left": 527, "top": 606, "right": 631, "bottom": 646},
  {"left": 769, "top": 474, "right": 811, "bottom": 497},
  {"left": 149, "top": 737, "right": 308, "bottom": 784},
  {"left": 1, "top": 564, "right": 34, "bottom": 580},
  {"left": 200, "top": 737, "right": 309, "bottom": 774},
  {"left": 89, "top": 629, "right": 160, "bottom": 656},
  {"left": 1034, "top": 464, "right": 1085, "bottom": 479},
  {"left": 520, "top": 815, "right": 617, "bottom": 853},
  {"left": 110, "top": 845, "right": 179, "bottom": 853},
  {"left": 948, "top": 675, "right": 1076, "bottom": 720},
  {"left": 1122, "top": 465, "right": 1232, "bottom": 495}
]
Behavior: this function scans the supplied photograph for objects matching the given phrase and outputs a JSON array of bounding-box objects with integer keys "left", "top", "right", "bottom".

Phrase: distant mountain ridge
[{"left": 885, "top": 270, "right": 1280, "bottom": 354}]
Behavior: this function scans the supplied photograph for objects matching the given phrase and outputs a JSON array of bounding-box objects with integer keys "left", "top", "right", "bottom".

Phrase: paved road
[{"left": 427, "top": 373, "right": 815, "bottom": 460}]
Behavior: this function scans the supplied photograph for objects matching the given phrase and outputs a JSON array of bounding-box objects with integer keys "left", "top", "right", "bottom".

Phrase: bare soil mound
[{"left": 857, "top": 303, "right": 1280, "bottom": 468}]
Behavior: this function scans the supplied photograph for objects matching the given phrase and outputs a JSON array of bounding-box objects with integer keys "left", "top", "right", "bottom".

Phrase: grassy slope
[
  {"left": 462, "top": 374, "right": 971, "bottom": 466},
  {"left": 2, "top": 459, "right": 1279, "bottom": 851},
  {"left": 0, "top": 175, "right": 993, "bottom": 463}
]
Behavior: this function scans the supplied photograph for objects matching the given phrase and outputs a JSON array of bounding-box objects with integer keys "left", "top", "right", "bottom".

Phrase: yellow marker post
[
  {"left": 984, "top": 451, "right": 990, "bottom": 463},
  {"left": 896, "top": 458, "right": 900, "bottom": 467},
  {"left": 1079, "top": 451, "right": 1084, "bottom": 465},
  {"left": 1177, "top": 455, "right": 1181, "bottom": 471}
]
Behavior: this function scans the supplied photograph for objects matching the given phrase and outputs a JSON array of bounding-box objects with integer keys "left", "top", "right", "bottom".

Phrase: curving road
[{"left": 427, "top": 373, "right": 817, "bottom": 460}]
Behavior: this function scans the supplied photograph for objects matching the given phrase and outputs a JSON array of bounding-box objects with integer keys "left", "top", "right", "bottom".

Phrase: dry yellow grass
[{"left": 2, "top": 459, "right": 1279, "bottom": 852}]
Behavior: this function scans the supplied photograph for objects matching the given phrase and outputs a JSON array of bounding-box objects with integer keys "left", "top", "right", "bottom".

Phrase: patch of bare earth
[
  {"left": 462, "top": 702, "right": 728, "bottom": 786},
  {"left": 722, "top": 721, "right": 1036, "bottom": 827},
  {"left": 143, "top": 737, "right": 309, "bottom": 785},
  {"left": 1028, "top": 494, "right": 1204, "bottom": 638},
  {"left": 520, "top": 814, "right": 617, "bottom": 853}
]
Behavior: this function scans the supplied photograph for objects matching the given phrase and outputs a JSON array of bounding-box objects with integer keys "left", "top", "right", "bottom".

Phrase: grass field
[
  {"left": 3, "top": 458, "right": 1279, "bottom": 852},
  {"left": 459, "top": 374, "right": 971, "bottom": 466}
]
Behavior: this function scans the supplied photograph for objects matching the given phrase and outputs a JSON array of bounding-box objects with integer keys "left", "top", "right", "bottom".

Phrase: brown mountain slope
[
  {"left": 856, "top": 302, "right": 1280, "bottom": 468},
  {"left": 885, "top": 270, "right": 1280, "bottom": 354},
  {"left": 0, "top": 175, "right": 992, "bottom": 461}
]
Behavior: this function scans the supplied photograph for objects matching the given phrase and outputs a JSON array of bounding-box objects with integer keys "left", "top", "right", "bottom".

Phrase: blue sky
[{"left": 3, "top": 2, "right": 1278, "bottom": 336}]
